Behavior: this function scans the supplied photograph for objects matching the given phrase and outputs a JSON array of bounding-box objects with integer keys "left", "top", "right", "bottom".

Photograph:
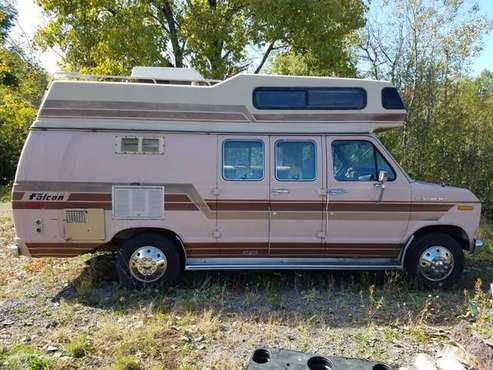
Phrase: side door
[
  {"left": 269, "top": 136, "right": 325, "bottom": 256},
  {"left": 215, "top": 136, "right": 270, "bottom": 256},
  {"left": 325, "top": 136, "right": 411, "bottom": 258}
]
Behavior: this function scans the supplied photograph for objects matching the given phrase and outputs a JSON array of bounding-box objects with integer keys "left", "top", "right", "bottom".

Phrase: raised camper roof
[{"left": 34, "top": 67, "right": 406, "bottom": 134}]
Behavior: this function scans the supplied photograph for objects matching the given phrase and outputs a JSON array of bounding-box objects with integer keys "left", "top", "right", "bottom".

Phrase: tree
[
  {"left": 35, "top": 0, "right": 366, "bottom": 79},
  {"left": 0, "top": 1, "right": 48, "bottom": 183},
  {"left": 357, "top": 0, "right": 493, "bottom": 214},
  {"left": 0, "top": 0, "right": 16, "bottom": 43}
]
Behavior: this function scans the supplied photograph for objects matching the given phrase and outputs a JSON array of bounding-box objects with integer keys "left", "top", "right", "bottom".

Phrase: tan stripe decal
[{"left": 38, "top": 100, "right": 404, "bottom": 123}]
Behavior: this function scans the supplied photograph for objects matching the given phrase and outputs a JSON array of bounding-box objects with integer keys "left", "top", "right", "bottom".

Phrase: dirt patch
[{"left": 452, "top": 321, "right": 493, "bottom": 370}]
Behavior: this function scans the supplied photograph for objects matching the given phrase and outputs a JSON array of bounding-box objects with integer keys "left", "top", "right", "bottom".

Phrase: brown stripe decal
[
  {"left": 27, "top": 241, "right": 401, "bottom": 258},
  {"left": 166, "top": 203, "right": 199, "bottom": 211},
  {"left": 12, "top": 201, "right": 112, "bottom": 210},
  {"left": 68, "top": 193, "right": 112, "bottom": 201},
  {"left": 253, "top": 113, "right": 406, "bottom": 122},
  {"left": 166, "top": 194, "right": 192, "bottom": 203},
  {"left": 40, "top": 109, "right": 249, "bottom": 122},
  {"left": 186, "top": 242, "right": 401, "bottom": 258},
  {"left": 12, "top": 198, "right": 456, "bottom": 213},
  {"left": 27, "top": 243, "right": 102, "bottom": 257},
  {"left": 410, "top": 203, "right": 454, "bottom": 212},
  {"left": 207, "top": 201, "right": 269, "bottom": 211},
  {"left": 12, "top": 192, "right": 24, "bottom": 200}
]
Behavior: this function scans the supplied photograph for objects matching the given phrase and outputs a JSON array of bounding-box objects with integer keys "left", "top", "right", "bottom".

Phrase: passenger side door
[
  {"left": 269, "top": 136, "right": 325, "bottom": 256},
  {"left": 216, "top": 136, "right": 270, "bottom": 256},
  {"left": 325, "top": 136, "right": 411, "bottom": 258}
]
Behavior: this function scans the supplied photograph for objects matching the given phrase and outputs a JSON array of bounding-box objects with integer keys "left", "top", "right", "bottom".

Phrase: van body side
[{"left": 9, "top": 70, "right": 483, "bottom": 287}]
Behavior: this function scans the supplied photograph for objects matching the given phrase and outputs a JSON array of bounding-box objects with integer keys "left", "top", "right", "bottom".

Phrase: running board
[{"left": 185, "top": 257, "right": 402, "bottom": 271}]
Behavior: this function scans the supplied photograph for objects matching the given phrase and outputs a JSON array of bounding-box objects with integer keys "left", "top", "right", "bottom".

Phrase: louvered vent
[
  {"left": 65, "top": 210, "right": 87, "bottom": 224},
  {"left": 112, "top": 186, "right": 164, "bottom": 219}
]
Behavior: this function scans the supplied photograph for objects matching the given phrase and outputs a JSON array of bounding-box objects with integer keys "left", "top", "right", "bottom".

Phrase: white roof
[
  {"left": 34, "top": 71, "right": 406, "bottom": 134},
  {"left": 130, "top": 67, "right": 205, "bottom": 82}
]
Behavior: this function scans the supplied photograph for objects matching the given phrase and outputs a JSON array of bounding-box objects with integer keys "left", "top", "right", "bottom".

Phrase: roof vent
[{"left": 130, "top": 66, "right": 205, "bottom": 82}]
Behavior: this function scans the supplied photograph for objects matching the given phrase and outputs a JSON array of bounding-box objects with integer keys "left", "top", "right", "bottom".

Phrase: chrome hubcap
[
  {"left": 418, "top": 245, "right": 454, "bottom": 282},
  {"left": 129, "top": 246, "right": 167, "bottom": 283}
]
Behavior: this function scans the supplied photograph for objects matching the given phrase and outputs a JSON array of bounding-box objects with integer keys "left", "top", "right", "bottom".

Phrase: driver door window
[{"left": 332, "top": 140, "right": 395, "bottom": 182}]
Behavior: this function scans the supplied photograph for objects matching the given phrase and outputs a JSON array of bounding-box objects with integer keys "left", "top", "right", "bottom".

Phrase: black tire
[
  {"left": 404, "top": 232, "right": 464, "bottom": 288},
  {"left": 116, "top": 233, "right": 183, "bottom": 289}
]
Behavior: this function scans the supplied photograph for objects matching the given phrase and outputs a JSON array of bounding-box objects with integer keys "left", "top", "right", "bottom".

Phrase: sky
[{"left": 10, "top": 0, "right": 493, "bottom": 76}]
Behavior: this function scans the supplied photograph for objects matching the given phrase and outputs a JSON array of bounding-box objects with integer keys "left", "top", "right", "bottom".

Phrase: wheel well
[
  {"left": 410, "top": 225, "right": 470, "bottom": 251},
  {"left": 111, "top": 228, "right": 186, "bottom": 269}
]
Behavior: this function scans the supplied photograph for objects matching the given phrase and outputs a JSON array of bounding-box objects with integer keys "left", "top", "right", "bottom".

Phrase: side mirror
[{"left": 378, "top": 170, "right": 388, "bottom": 183}]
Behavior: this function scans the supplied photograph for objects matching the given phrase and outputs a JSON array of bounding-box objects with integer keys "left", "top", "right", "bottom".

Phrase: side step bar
[{"left": 185, "top": 257, "right": 402, "bottom": 271}]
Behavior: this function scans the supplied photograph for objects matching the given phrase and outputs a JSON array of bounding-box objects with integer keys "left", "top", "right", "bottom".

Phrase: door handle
[
  {"left": 272, "top": 188, "right": 290, "bottom": 194},
  {"left": 328, "top": 188, "right": 348, "bottom": 195}
]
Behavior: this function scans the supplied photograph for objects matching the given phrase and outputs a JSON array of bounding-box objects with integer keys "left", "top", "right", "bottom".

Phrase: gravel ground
[
  {"left": 0, "top": 203, "right": 10, "bottom": 218},
  {"left": 0, "top": 209, "right": 492, "bottom": 369}
]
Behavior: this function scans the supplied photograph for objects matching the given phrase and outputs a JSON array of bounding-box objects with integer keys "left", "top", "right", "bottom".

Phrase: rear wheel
[
  {"left": 404, "top": 232, "right": 464, "bottom": 288},
  {"left": 116, "top": 233, "right": 182, "bottom": 289}
]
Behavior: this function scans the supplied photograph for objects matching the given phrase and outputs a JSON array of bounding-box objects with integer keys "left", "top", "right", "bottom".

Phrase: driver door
[{"left": 325, "top": 136, "right": 411, "bottom": 257}]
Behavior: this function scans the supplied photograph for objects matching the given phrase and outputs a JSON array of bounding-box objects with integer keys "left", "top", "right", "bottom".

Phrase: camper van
[{"left": 9, "top": 67, "right": 483, "bottom": 288}]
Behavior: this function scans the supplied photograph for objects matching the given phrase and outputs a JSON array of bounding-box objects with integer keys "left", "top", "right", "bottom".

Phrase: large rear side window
[{"left": 253, "top": 87, "right": 367, "bottom": 110}]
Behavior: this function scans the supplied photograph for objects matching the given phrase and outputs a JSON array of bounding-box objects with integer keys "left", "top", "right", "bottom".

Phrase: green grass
[
  {"left": 0, "top": 344, "right": 55, "bottom": 370},
  {"left": 63, "top": 334, "right": 92, "bottom": 358}
]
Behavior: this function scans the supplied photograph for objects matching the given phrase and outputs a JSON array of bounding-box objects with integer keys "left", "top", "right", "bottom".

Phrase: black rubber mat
[{"left": 245, "top": 347, "right": 393, "bottom": 370}]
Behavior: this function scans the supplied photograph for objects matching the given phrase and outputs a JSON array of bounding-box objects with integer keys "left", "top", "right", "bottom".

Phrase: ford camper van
[{"left": 9, "top": 67, "right": 483, "bottom": 288}]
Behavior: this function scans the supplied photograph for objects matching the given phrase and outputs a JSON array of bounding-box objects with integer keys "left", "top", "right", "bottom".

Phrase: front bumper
[{"left": 472, "top": 239, "right": 484, "bottom": 254}]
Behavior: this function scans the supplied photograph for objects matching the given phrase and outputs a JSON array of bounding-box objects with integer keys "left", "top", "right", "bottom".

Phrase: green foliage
[
  {"left": 0, "top": 7, "right": 48, "bottom": 184},
  {"left": 359, "top": 0, "right": 493, "bottom": 215},
  {"left": 36, "top": 0, "right": 366, "bottom": 78},
  {"left": 464, "top": 278, "right": 493, "bottom": 339},
  {"left": 0, "top": 1, "right": 16, "bottom": 43},
  {"left": 0, "top": 184, "right": 10, "bottom": 201}
]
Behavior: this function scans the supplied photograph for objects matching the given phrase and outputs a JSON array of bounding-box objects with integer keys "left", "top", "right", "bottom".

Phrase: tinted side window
[
  {"left": 382, "top": 87, "right": 405, "bottom": 109},
  {"left": 307, "top": 88, "right": 366, "bottom": 109},
  {"left": 332, "top": 140, "right": 396, "bottom": 181},
  {"left": 253, "top": 89, "right": 306, "bottom": 109},
  {"left": 223, "top": 140, "right": 264, "bottom": 181},
  {"left": 276, "top": 141, "right": 316, "bottom": 181},
  {"left": 253, "top": 88, "right": 367, "bottom": 110}
]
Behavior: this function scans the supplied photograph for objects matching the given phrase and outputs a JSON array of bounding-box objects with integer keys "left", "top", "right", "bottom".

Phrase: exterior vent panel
[
  {"left": 113, "top": 186, "right": 164, "bottom": 219},
  {"left": 65, "top": 210, "right": 87, "bottom": 224}
]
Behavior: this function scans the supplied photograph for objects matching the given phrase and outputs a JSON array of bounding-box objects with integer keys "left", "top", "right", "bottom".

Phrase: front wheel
[
  {"left": 404, "top": 232, "right": 464, "bottom": 288},
  {"left": 116, "top": 233, "right": 182, "bottom": 289}
]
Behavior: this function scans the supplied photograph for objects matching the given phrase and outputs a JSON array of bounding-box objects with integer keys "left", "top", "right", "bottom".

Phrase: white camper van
[{"left": 10, "top": 67, "right": 483, "bottom": 288}]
